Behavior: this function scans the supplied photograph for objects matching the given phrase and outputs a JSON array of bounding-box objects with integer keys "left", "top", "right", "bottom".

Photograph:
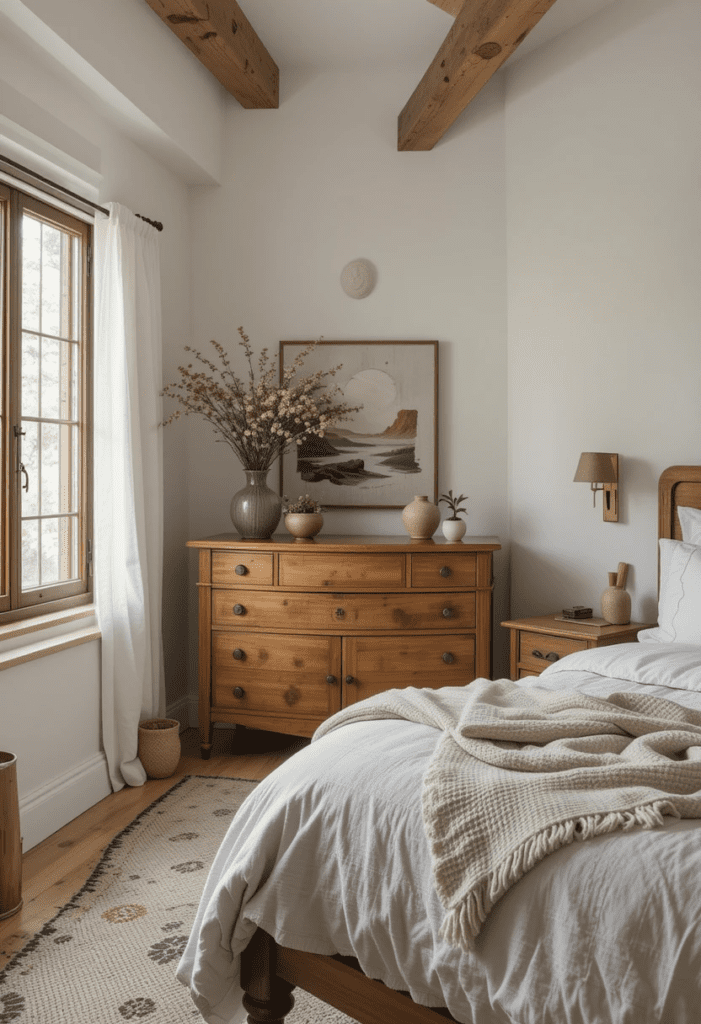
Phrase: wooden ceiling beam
[
  {"left": 426, "top": 0, "right": 464, "bottom": 16},
  {"left": 400, "top": 0, "right": 559, "bottom": 151},
  {"left": 143, "top": 0, "right": 278, "bottom": 108}
]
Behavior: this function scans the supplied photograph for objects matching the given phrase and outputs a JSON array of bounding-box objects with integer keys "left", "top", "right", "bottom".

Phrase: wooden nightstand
[{"left": 501, "top": 614, "right": 655, "bottom": 680}]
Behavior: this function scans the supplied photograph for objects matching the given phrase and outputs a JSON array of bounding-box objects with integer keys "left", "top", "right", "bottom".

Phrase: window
[{"left": 0, "top": 182, "right": 92, "bottom": 621}]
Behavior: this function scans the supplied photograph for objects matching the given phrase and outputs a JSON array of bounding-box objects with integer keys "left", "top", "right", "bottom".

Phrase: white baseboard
[{"left": 19, "top": 752, "right": 111, "bottom": 852}]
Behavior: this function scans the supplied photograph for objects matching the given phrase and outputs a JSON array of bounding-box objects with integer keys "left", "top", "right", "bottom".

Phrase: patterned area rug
[{"left": 0, "top": 775, "right": 354, "bottom": 1024}]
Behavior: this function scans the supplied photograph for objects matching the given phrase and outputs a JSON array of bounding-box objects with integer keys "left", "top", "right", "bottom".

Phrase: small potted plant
[
  {"left": 283, "top": 495, "right": 324, "bottom": 541},
  {"left": 438, "top": 489, "right": 468, "bottom": 542}
]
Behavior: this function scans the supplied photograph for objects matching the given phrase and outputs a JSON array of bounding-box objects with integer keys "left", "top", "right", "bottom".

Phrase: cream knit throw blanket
[{"left": 313, "top": 680, "right": 701, "bottom": 949}]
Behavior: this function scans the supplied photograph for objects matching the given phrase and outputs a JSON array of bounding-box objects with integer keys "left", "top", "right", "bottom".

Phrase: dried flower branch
[
  {"left": 161, "top": 328, "right": 362, "bottom": 471},
  {"left": 439, "top": 489, "right": 469, "bottom": 520},
  {"left": 283, "top": 495, "right": 323, "bottom": 514}
]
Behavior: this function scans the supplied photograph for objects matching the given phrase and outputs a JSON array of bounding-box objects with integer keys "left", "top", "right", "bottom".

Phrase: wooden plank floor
[{"left": 0, "top": 726, "right": 308, "bottom": 971}]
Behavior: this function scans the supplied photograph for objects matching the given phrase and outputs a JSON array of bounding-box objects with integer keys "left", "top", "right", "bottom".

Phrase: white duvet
[{"left": 177, "top": 643, "right": 701, "bottom": 1024}]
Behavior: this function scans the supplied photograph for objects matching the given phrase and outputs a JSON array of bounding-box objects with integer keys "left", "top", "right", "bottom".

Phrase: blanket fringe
[{"left": 439, "top": 798, "right": 679, "bottom": 951}]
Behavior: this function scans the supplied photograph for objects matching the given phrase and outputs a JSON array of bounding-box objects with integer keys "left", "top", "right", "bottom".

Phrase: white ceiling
[{"left": 242, "top": 0, "right": 617, "bottom": 74}]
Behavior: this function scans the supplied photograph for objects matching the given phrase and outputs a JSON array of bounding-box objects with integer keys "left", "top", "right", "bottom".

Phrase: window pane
[
  {"left": 59, "top": 423, "right": 77, "bottom": 513},
  {"left": 21, "top": 420, "right": 39, "bottom": 518},
  {"left": 72, "top": 426, "right": 79, "bottom": 510},
  {"left": 41, "top": 336, "right": 60, "bottom": 419},
  {"left": 22, "top": 216, "right": 41, "bottom": 332},
  {"left": 61, "top": 341, "right": 76, "bottom": 420},
  {"left": 41, "top": 421, "right": 59, "bottom": 515},
  {"left": 40, "top": 517, "right": 58, "bottom": 585},
  {"left": 21, "top": 333, "right": 40, "bottom": 418},
  {"left": 59, "top": 516, "right": 78, "bottom": 580},
  {"left": 21, "top": 520, "right": 39, "bottom": 590},
  {"left": 41, "top": 223, "right": 62, "bottom": 338},
  {"left": 71, "top": 236, "right": 82, "bottom": 342}
]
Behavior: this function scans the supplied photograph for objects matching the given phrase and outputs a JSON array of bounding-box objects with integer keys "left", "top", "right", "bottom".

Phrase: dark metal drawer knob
[
  {"left": 326, "top": 675, "right": 337, "bottom": 685},
  {"left": 233, "top": 604, "right": 245, "bottom": 616},
  {"left": 345, "top": 675, "right": 355, "bottom": 684},
  {"left": 442, "top": 652, "right": 455, "bottom": 664},
  {"left": 233, "top": 686, "right": 245, "bottom": 699},
  {"left": 336, "top": 608, "right": 345, "bottom": 618},
  {"left": 442, "top": 607, "right": 454, "bottom": 618},
  {"left": 233, "top": 648, "right": 245, "bottom": 661},
  {"left": 532, "top": 649, "right": 558, "bottom": 662},
  {"left": 439, "top": 566, "right": 452, "bottom": 578},
  {"left": 235, "top": 564, "right": 248, "bottom": 576}
]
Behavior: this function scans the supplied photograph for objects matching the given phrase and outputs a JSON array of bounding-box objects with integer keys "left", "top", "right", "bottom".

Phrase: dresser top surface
[{"left": 188, "top": 533, "right": 501, "bottom": 552}]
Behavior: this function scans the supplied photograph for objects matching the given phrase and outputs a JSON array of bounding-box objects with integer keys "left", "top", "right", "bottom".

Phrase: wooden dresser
[{"left": 188, "top": 534, "right": 500, "bottom": 758}]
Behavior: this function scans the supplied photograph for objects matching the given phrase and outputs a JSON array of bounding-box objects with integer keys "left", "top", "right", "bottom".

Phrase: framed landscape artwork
[{"left": 279, "top": 340, "right": 438, "bottom": 509}]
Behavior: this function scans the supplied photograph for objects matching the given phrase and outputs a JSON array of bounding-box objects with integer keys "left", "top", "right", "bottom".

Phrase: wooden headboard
[{"left": 659, "top": 465, "right": 701, "bottom": 540}]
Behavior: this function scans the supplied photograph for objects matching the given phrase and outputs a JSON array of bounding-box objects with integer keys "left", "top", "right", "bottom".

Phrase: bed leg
[{"left": 241, "top": 928, "right": 295, "bottom": 1024}]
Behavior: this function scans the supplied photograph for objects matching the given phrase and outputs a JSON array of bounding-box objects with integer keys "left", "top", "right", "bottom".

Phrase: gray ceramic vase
[{"left": 230, "top": 469, "right": 282, "bottom": 540}]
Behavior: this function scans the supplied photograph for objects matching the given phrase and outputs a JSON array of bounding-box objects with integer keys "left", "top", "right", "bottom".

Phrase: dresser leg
[{"left": 200, "top": 743, "right": 212, "bottom": 760}]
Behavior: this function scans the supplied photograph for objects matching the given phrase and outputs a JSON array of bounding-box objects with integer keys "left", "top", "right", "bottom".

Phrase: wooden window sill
[{"left": 0, "top": 607, "right": 101, "bottom": 672}]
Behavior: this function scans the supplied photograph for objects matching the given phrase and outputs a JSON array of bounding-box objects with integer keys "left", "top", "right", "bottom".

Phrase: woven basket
[
  {"left": 0, "top": 752, "right": 22, "bottom": 920},
  {"left": 138, "top": 719, "right": 181, "bottom": 779}
]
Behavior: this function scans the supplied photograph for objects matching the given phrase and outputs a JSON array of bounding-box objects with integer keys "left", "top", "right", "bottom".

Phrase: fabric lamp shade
[{"left": 574, "top": 452, "right": 617, "bottom": 484}]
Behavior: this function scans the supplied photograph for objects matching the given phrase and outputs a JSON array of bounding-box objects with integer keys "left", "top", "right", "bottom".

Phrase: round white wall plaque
[{"left": 340, "top": 259, "right": 375, "bottom": 299}]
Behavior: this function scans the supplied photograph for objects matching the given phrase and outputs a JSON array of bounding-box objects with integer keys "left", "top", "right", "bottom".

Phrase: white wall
[
  {"left": 185, "top": 70, "right": 510, "bottom": 694},
  {"left": 505, "top": 0, "right": 701, "bottom": 625},
  {"left": 0, "top": 25, "right": 195, "bottom": 848}
]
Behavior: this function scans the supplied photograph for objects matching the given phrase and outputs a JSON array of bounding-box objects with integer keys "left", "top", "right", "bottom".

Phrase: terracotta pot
[
  {"left": 441, "top": 518, "right": 467, "bottom": 542},
  {"left": 138, "top": 719, "right": 181, "bottom": 779},
  {"left": 401, "top": 495, "right": 440, "bottom": 540},
  {"left": 284, "top": 512, "right": 324, "bottom": 540}
]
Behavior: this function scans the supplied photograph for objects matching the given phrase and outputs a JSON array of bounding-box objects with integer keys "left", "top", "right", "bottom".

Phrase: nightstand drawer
[{"left": 518, "top": 632, "right": 587, "bottom": 672}]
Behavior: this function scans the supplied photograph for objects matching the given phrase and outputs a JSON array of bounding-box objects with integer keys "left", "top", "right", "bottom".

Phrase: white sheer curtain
[{"left": 94, "top": 204, "right": 165, "bottom": 791}]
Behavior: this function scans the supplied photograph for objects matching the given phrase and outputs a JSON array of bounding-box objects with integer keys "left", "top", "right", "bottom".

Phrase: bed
[{"left": 177, "top": 465, "right": 701, "bottom": 1024}]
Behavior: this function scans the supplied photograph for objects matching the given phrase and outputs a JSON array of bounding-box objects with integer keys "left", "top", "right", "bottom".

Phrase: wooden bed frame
[{"left": 239, "top": 465, "right": 701, "bottom": 1024}]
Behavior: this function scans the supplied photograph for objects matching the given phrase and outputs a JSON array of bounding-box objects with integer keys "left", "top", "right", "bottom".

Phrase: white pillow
[
  {"left": 637, "top": 538, "right": 701, "bottom": 644},
  {"left": 679, "top": 506, "right": 701, "bottom": 546}
]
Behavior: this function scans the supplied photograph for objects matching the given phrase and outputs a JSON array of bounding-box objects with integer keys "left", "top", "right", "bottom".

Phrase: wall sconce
[{"left": 574, "top": 452, "right": 619, "bottom": 522}]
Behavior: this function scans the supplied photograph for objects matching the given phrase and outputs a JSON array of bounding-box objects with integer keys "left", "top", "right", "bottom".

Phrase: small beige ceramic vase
[
  {"left": 441, "top": 518, "right": 467, "bottom": 543},
  {"left": 284, "top": 512, "right": 323, "bottom": 541},
  {"left": 601, "top": 572, "right": 631, "bottom": 625},
  {"left": 401, "top": 495, "right": 440, "bottom": 540}
]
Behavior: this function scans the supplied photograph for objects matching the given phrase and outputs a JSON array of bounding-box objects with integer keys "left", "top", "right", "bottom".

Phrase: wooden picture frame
[{"left": 279, "top": 340, "right": 438, "bottom": 509}]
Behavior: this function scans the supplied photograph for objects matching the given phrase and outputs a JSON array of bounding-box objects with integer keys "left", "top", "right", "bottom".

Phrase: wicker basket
[
  {"left": 137, "top": 719, "right": 181, "bottom": 779},
  {"left": 0, "top": 752, "right": 22, "bottom": 920}
]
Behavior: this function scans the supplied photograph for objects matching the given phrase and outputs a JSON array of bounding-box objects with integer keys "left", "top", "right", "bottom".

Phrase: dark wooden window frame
[{"left": 0, "top": 181, "right": 93, "bottom": 624}]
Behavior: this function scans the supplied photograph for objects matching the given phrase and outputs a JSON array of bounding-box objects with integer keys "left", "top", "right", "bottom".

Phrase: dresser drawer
[
  {"left": 212, "top": 632, "right": 341, "bottom": 719},
  {"left": 278, "top": 551, "right": 405, "bottom": 589},
  {"left": 212, "top": 551, "right": 274, "bottom": 587},
  {"left": 518, "top": 632, "right": 587, "bottom": 673},
  {"left": 410, "top": 552, "right": 477, "bottom": 588},
  {"left": 212, "top": 589, "right": 476, "bottom": 632},
  {"left": 343, "top": 633, "right": 476, "bottom": 704}
]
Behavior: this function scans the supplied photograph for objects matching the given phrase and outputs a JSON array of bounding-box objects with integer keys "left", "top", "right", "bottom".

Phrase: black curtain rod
[{"left": 0, "top": 153, "right": 164, "bottom": 231}]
